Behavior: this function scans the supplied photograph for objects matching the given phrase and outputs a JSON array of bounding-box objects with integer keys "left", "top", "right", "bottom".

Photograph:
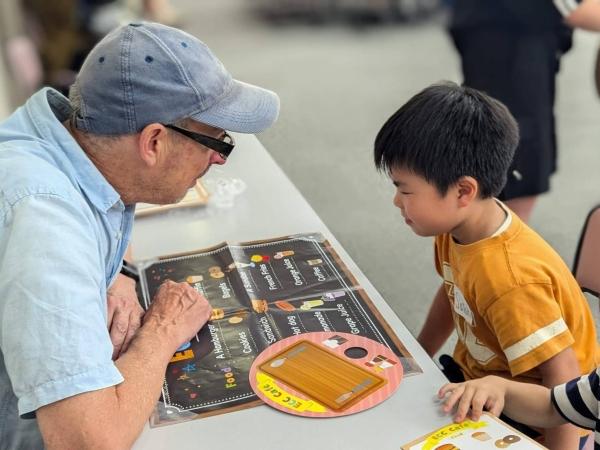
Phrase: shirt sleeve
[
  {"left": 483, "top": 283, "right": 574, "bottom": 376},
  {"left": 551, "top": 367, "right": 600, "bottom": 430},
  {"left": 553, "top": 0, "right": 583, "bottom": 17},
  {"left": 0, "top": 192, "right": 123, "bottom": 417}
]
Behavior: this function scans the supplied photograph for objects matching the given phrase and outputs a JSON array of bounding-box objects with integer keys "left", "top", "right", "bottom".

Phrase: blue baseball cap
[{"left": 70, "top": 22, "right": 279, "bottom": 135}]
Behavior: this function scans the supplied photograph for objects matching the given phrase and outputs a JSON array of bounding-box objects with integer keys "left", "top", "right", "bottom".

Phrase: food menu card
[
  {"left": 139, "top": 232, "right": 421, "bottom": 426},
  {"left": 401, "top": 413, "right": 547, "bottom": 449}
]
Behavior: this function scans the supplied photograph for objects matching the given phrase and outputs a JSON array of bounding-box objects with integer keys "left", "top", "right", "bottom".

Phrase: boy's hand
[{"left": 438, "top": 376, "right": 507, "bottom": 422}]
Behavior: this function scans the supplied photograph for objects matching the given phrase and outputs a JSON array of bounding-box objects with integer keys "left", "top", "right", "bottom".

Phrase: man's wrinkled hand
[
  {"left": 143, "top": 280, "right": 212, "bottom": 352},
  {"left": 107, "top": 273, "right": 145, "bottom": 359}
]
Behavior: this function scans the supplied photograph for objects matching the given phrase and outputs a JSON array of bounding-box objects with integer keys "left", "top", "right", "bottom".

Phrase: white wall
[{"left": 0, "top": 55, "right": 11, "bottom": 120}]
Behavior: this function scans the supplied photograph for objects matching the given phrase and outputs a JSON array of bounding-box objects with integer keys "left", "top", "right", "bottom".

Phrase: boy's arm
[
  {"left": 439, "top": 376, "right": 565, "bottom": 427},
  {"left": 538, "top": 348, "right": 582, "bottom": 450},
  {"left": 563, "top": 0, "right": 600, "bottom": 31},
  {"left": 417, "top": 284, "right": 454, "bottom": 357}
]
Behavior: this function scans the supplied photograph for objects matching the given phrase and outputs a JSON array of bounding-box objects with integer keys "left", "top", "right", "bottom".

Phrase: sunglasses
[{"left": 164, "top": 124, "right": 235, "bottom": 160}]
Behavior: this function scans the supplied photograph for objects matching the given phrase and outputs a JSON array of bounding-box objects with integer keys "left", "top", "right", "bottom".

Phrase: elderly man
[{"left": 0, "top": 22, "right": 279, "bottom": 449}]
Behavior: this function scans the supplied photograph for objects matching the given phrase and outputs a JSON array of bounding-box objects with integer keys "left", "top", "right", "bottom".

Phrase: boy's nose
[{"left": 393, "top": 193, "right": 403, "bottom": 209}]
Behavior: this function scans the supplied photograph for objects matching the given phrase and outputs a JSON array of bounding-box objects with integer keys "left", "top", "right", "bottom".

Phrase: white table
[{"left": 131, "top": 134, "right": 450, "bottom": 450}]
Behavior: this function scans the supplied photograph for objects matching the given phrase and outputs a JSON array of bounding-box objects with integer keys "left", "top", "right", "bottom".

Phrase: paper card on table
[
  {"left": 259, "top": 340, "right": 386, "bottom": 411},
  {"left": 401, "top": 413, "right": 547, "bottom": 449}
]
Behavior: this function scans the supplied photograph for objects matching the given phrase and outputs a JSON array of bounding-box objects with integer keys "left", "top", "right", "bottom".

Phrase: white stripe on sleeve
[
  {"left": 553, "top": 383, "right": 597, "bottom": 429},
  {"left": 576, "top": 375, "right": 599, "bottom": 419},
  {"left": 504, "top": 318, "right": 568, "bottom": 363}
]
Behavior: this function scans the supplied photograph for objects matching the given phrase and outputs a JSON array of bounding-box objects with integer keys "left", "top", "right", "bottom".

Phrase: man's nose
[{"left": 211, "top": 152, "right": 227, "bottom": 165}]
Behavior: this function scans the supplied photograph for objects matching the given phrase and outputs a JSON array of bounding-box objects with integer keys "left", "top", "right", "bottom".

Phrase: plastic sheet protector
[{"left": 138, "top": 232, "right": 421, "bottom": 426}]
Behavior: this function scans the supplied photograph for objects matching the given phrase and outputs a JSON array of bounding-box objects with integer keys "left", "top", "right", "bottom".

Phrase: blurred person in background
[
  {"left": 0, "top": 0, "right": 180, "bottom": 103},
  {"left": 138, "top": 0, "right": 180, "bottom": 24},
  {"left": 449, "top": 0, "right": 600, "bottom": 223},
  {"left": 23, "top": 0, "right": 100, "bottom": 95},
  {"left": 0, "top": 0, "right": 43, "bottom": 105}
]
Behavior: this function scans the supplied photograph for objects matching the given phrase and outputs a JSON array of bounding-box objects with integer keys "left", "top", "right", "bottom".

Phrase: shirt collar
[
  {"left": 491, "top": 199, "right": 512, "bottom": 237},
  {"left": 24, "top": 88, "right": 123, "bottom": 214}
]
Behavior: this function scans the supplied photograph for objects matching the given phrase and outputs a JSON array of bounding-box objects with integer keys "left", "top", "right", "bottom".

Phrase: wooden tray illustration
[
  {"left": 259, "top": 340, "right": 386, "bottom": 411},
  {"left": 251, "top": 332, "right": 403, "bottom": 417}
]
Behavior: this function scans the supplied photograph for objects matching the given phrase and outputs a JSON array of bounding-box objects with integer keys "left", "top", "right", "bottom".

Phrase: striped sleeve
[
  {"left": 551, "top": 367, "right": 600, "bottom": 430},
  {"left": 553, "top": 0, "right": 583, "bottom": 17}
]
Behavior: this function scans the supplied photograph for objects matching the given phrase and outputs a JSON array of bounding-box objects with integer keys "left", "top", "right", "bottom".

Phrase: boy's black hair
[{"left": 374, "top": 82, "right": 519, "bottom": 198}]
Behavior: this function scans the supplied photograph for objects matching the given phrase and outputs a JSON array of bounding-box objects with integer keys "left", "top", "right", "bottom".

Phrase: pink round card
[{"left": 249, "top": 332, "right": 403, "bottom": 417}]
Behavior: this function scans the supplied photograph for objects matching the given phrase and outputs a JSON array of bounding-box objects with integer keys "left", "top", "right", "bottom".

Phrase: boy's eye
[{"left": 400, "top": 191, "right": 412, "bottom": 195}]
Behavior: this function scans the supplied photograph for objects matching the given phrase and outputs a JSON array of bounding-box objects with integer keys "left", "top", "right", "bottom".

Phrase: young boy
[
  {"left": 374, "top": 82, "right": 600, "bottom": 449},
  {"left": 439, "top": 370, "right": 600, "bottom": 449}
]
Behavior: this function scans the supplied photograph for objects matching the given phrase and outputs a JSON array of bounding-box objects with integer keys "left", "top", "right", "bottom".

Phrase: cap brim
[{"left": 192, "top": 80, "right": 280, "bottom": 133}]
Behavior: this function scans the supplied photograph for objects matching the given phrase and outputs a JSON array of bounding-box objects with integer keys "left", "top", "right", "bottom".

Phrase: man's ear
[
  {"left": 137, "top": 123, "right": 168, "bottom": 167},
  {"left": 456, "top": 176, "right": 478, "bottom": 207}
]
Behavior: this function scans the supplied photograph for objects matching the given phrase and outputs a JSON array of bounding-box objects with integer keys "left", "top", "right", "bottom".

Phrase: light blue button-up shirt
[{"left": 0, "top": 89, "right": 135, "bottom": 448}]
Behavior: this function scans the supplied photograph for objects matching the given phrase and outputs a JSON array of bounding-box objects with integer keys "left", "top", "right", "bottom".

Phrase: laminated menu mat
[{"left": 138, "top": 232, "right": 422, "bottom": 426}]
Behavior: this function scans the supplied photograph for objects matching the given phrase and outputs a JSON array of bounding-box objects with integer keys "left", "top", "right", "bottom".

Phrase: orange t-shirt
[{"left": 435, "top": 209, "right": 599, "bottom": 382}]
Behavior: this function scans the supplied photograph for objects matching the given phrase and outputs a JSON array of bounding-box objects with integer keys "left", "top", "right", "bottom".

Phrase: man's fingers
[
  {"left": 120, "top": 308, "right": 143, "bottom": 355},
  {"left": 110, "top": 308, "right": 129, "bottom": 359},
  {"left": 147, "top": 280, "right": 214, "bottom": 348},
  {"left": 107, "top": 297, "right": 117, "bottom": 327}
]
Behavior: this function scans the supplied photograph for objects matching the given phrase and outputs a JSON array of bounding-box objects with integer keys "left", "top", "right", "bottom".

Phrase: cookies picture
[
  {"left": 208, "top": 266, "right": 225, "bottom": 279},
  {"left": 471, "top": 431, "right": 491, "bottom": 441},
  {"left": 503, "top": 435, "right": 521, "bottom": 444}
]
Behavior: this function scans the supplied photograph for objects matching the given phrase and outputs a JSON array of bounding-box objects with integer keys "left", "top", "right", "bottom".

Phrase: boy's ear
[
  {"left": 456, "top": 176, "right": 478, "bottom": 206},
  {"left": 137, "top": 123, "right": 169, "bottom": 167}
]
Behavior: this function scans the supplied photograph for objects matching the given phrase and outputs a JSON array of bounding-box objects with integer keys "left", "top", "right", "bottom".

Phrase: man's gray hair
[
  {"left": 68, "top": 82, "right": 127, "bottom": 148},
  {"left": 68, "top": 82, "right": 84, "bottom": 128}
]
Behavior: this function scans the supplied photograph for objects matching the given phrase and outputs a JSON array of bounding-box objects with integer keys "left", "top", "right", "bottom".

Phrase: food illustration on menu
[
  {"left": 138, "top": 233, "right": 422, "bottom": 426},
  {"left": 401, "top": 413, "right": 547, "bottom": 449}
]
